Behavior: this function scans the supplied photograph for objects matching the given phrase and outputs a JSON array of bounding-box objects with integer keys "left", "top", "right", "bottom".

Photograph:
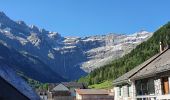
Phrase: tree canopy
[{"left": 78, "top": 22, "right": 170, "bottom": 86}]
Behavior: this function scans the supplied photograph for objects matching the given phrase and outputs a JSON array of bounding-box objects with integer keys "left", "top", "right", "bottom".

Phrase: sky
[{"left": 0, "top": 0, "right": 170, "bottom": 37}]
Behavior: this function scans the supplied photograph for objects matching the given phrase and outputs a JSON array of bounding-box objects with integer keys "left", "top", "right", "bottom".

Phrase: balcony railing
[
  {"left": 157, "top": 94, "right": 170, "bottom": 99},
  {"left": 135, "top": 94, "right": 170, "bottom": 100},
  {"left": 136, "top": 95, "right": 156, "bottom": 100}
]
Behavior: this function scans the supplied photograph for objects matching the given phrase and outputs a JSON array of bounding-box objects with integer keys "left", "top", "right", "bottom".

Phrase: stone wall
[{"left": 154, "top": 78, "right": 162, "bottom": 95}]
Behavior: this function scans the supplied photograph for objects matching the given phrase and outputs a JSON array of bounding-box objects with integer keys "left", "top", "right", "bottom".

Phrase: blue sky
[{"left": 0, "top": 0, "right": 170, "bottom": 37}]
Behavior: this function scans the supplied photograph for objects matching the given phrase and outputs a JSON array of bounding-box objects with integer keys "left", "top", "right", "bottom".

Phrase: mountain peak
[
  {"left": 138, "top": 30, "right": 149, "bottom": 33},
  {"left": 29, "top": 25, "right": 40, "bottom": 33},
  {"left": 130, "top": 30, "right": 152, "bottom": 37},
  {"left": 0, "top": 11, "right": 6, "bottom": 16},
  {"left": 17, "top": 20, "right": 27, "bottom": 25},
  {"left": 0, "top": 11, "right": 9, "bottom": 20}
]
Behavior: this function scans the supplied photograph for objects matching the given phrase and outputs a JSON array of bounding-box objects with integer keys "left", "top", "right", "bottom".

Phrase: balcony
[{"left": 135, "top": 94, "right": 170, "bottom": 100}]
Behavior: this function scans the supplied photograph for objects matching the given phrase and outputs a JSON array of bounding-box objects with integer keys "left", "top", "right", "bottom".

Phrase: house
[
  {"left": 75, "top": 89, "right": 114, "bottom": 100},
  {"left": 48, "top": 83, "right": 72, "bottom": 100},
  {"left": 0, "top": 62, "right": 40, "bottom": 100},
  {"left": 113, "top": 43, "right": 170, "bottom": 100},
  {"left": 47, "top": 82, "right": 87, "bottom": 100}
]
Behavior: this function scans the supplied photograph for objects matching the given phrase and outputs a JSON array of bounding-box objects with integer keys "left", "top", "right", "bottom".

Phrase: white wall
[
  {"left": 123, "top": 85, "right": 128, "bottom": 97},
  {"left": 76, "top": 92, "right": 82, "bottom": 100},
  {"left": 114, "top": 84, "right": 133, "bottom": 100},
  {"left": 114, "top": 87, "right": 119, "bottom": 100},
  {"left": 131, "top": 81, "right": 136, "bottom": 100},
  {"left": 154, "top": 78, "right": 162, "bottom": 95}
]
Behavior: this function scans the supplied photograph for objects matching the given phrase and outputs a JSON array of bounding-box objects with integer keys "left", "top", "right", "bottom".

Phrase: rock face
[
  {"left": 80, "top": 31, "right": 152, "bottom": 72},
  {"left": 0, "top": 42, "right": 66, "bottom": 83},
  {"left": 0, "top": 11, "right": 153, "bottom": 81}
]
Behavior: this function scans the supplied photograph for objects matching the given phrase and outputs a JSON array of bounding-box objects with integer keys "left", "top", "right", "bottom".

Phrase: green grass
[{"left": 88, "top": 80, "right": 113, "bottom": 89}]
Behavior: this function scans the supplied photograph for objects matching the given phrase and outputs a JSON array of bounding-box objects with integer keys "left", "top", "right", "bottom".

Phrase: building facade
[
  {"left": 47, "top": 82, "right": 87, "bottom": 100},
  {"left": 75, "top": 89, "right": 114, "bottom": 100},
  {"left": 113, "top": 46, "right": 170, "bottom": 100}
]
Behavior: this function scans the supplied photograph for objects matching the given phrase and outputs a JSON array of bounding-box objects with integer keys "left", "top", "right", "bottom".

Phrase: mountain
[
  {"left": 78, "top": 22, "right": 170, "bottom": 86},
  {"left": 0, "top": 42, "right": 65, "bottom": 82},
  {"left": 80, "top": 30, "right": 152, "bottom": 72},
  {"left": 0, "top": 11, "right": 152, "bottom": 81}
]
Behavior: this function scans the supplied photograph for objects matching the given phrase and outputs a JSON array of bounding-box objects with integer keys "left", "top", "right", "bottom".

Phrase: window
[
  {"left": 135, "top": 78, "right": 155, "bottom": 95},
  {"left": 127, "top": 85, "right": 130, "bottom": 97},
  {"left": 119, "top": 86, "right": 122, "bottom": 96},
  {"left": 162, "top": 77, "right": 169, "bottom": 94},
  {"left": 148, "top": 79, "right": 155, "bottom": 94}
]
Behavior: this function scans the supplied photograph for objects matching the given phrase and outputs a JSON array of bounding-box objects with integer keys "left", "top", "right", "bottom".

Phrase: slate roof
[
  {"left": 113, "top": 47, "right": 169, "bottom": 85},
  {"left": 52, "top": 84, "right": 69, "bottom": 91},
  {"left": 0, "top": 62, "right": 40, "bottom": 100},
  {"left": 49, "top": 82, "right": 87, "bottom": 91},
  {"left": 131, "top": 48, "right": 170, "bottom": 80},
  {"left": 61, "top": 82, "right": 87, "bottom": 88},
  {"left": 75, "top": 89, "right": 109, "bottom": 95}
]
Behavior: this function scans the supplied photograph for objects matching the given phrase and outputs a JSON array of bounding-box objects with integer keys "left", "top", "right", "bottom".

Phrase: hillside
[
  {"left": 78, "top": 22, "right": 170, "bottom": 87},
  {"left": 0, "top": 43, "right": 66, "bottom": 82}
]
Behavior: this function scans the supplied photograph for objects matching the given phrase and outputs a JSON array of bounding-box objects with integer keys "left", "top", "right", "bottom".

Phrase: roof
[
  {"left": 52, "top": 83, "right": 69, "bottom": 91},
  {"left": 49, "top": 82, "right": 87, "bottom": 91},
  {"left": 113, "top": 47, "right": 169, "bottom": 85},
  {"left": 0, "top": 62, "right": 40, "bottom": 100},
  {"left": 61, "top": 82, "right": 87, "bottom": 88},
  {"left": 75, "top": 89, "right": 109, "bottom": 95},
  {"left": 131, "top": 48, "right": 170, "bottom": 80}
]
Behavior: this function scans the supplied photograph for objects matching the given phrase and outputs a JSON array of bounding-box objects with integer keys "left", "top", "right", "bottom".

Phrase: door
[{"left": 162, "top": 77, "right": 169, "bottom": 94}]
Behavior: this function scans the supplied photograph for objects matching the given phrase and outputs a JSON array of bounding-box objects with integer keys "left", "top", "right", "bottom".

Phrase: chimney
[{"left": 160, "top": 42, "right": 163, "bottom": 53}]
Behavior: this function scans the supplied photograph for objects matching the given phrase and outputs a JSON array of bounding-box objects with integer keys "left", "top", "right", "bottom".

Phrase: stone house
[
  {"left": 113, "top": 43, "right": 170, "bottom": 100},
  {"left": 47, "top": 82, "right": 87, "bottom": 100}
]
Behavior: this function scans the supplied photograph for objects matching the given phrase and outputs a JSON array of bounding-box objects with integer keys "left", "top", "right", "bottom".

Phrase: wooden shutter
[{"left": 162, "top": 77, "right": 169, "bottom": 94}]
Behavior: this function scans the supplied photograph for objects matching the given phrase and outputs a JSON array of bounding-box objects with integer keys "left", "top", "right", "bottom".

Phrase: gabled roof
[
  {"left": 113, "top": 48, "right": 169, "bottom": 85},
  {"left": 131, "top": 48, "right": 170, "bottom": 80},
  {"left": 49, "top": 82, "right": 87, "bottom": 91},
  {"left": 52, "top": 83, "right": 69, "bottom": 91},
  {"left": 61, "top": 82, "right": 87, "bottom": 88},
  {"left": 75, "top": 89, "right": 109, "bottom": 95},
  {"left": 0, "top": 62, "right": 40, "bottom": 100}
]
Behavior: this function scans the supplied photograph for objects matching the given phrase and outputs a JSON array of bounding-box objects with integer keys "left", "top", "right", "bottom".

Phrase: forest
[{"left": 78, "top": 22, "right": 170, "bottom": 86}]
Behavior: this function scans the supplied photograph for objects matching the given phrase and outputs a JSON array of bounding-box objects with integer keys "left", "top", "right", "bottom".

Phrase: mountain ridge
[{"left": 0, "top": 11, "right": 152, "bottom": 81}]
